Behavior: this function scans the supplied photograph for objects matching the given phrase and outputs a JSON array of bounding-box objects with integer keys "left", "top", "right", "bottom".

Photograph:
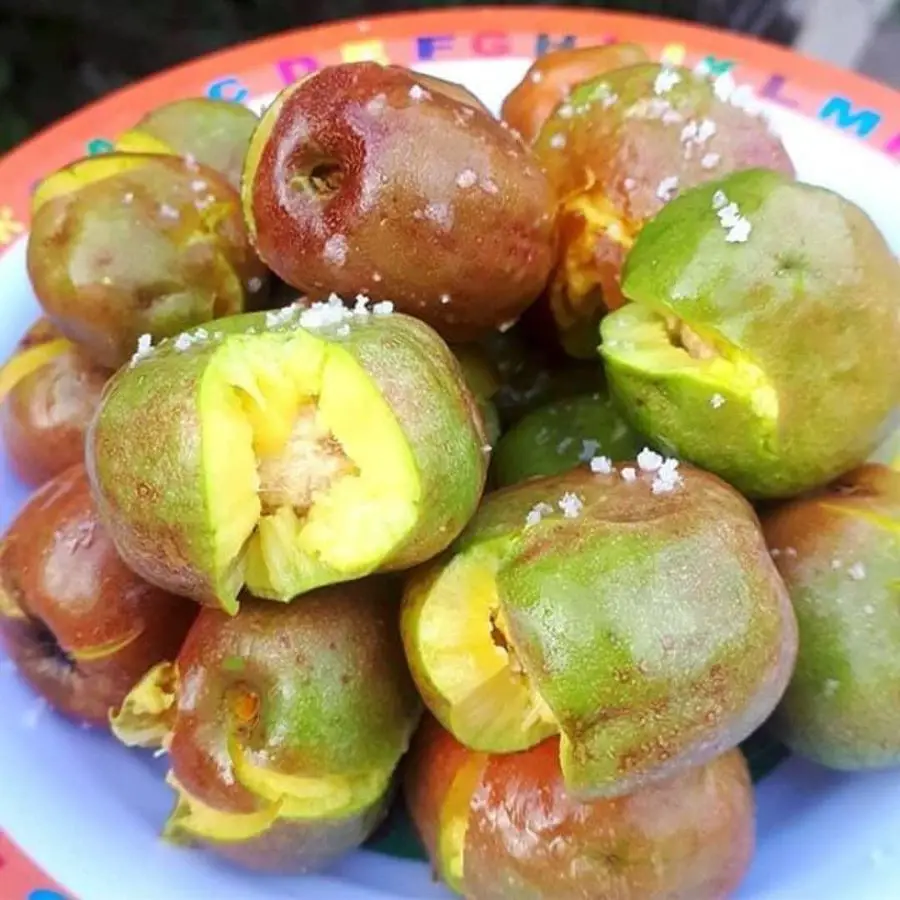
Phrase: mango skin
[
  {"left": 501, "top": 43, "right": 649, "bottom": 145},
  {"left": 117, "top": 98, "right": 259, "bottom": 189},
  {"left": 0, "top": 464, "right": 196, "bottom": 725},
  {"left": 203, "top": 791, "right": 391, "bottom": 873},
  {"left": 87, "top": 309, "right": 487, "bottom": 608},
  {"left": 493, "top": 391, "right": 644, "bottom": 486},
  {"left": 27, "top": 153, "right": 265, "bottom": 369},
  {"left": 405, "top": 464, "right": 797, "bottom": 799},
  {"left": 406, "top": 719, "right": 755, "bottom": 900},
  {"left": 1, "top": 323, "right": 110, "bottom": 487},
  {"left": 535, "top": 63, "right": 794, "bottom": 356},
  {"left": 763, "top": 464, "right": 900, "bottom": 770},
  {"left": 244, "top": 62, "right": 556, "bottom": 342},
  {"left": 140, "top": 582, "right": 419, "bottom": 871},
  {"left": 604, "top": 170, "right": 900, "bottom": 498}
]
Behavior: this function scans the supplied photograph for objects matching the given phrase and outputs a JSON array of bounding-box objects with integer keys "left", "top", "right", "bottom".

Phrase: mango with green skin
[
  {"left": 405, "top": 717, "right": 756, "bottom": 900},
  {"left": 492, "top": 391, "right": 643, "bottom": 487},
  {"left": 111, "top": 580, "right": 420, "bottom": 872},
  {"left": 28, "top": 153, "right": 266, "bottom": 369},
  {"left": 533, "top": 63, "right": 794, "bottom": 358},
  {"left": 116, "top": 98, "right": 259, "bottom": 189},
  {"left": 602, "top": 169, "right": 900, "bottom": 499},
  {"left": 763, "top": 464, "right": 900, "bottom": 770},
  {"left": 87, "top": 301, "right": 488, "bottom": 611},
  {"left": 401, "top": 462, "right": 796, "bottom": 799}
]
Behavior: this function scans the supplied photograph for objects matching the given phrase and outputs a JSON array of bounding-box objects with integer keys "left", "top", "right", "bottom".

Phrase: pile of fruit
[{"left": 2, "top": 44, "right": 899, "bottom": 898}]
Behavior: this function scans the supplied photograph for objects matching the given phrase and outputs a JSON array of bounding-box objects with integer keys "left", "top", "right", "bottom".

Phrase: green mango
[
  {"left": 401, "top": 462, "right": 797, "bottom": 799},
  {"left": 87, "top": 301, "right": 488, "bottom": 611},
  {"left": 492, "top": 392, "right": 644, "bottom": 487},
  {"left": 763, "top": 464, "right": 900, "bottom": 769},
  {"left": 602, "top": 169, "right": 900, "bottom": 498},
  {"left": 111, "top": 580, "right": 420, "bottom": 872}
]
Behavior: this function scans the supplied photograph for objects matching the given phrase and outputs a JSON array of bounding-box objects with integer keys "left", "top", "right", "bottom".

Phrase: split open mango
[{"left": 87, "top": 302, "right": 488, "bottom": 610}]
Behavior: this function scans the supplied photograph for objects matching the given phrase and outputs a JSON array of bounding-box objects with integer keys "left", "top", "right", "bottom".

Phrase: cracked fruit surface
[
  {"left": 763, "top": 464, "right": 900, "bottom": 770},
  {"left": 28, "top": 152, "right": 266, "bottom": 369},
  {"left": 242, "top": 62, "right": 556, "bottom": 341},
  {"left": 116, "top": 98, "right": 259, "bottom": 189},
  {"left": 87, "top": 305, "right": 487, "bottom": 610},
  {"left": 1, "top": 319, "right": 110, "bottom": 487},
  {"left": 0, "top": 464, "right": 196, "bottom": 725},
  {"left": 493, "top": 391, "right": 644, "bottom": 486},
  {"left": 501, "top": 42, "right": 649, "bottom": 145},
  {"left": 401, "top": 464, "right": 796, "bottom": 799},
  {"left": 405, "top": 717, "right": 755, "bottom": 900},
  {"left": 111, "top": 582, "right": 420, "bottom": 872},
  {"left": 534, "top": 63, "right": 794, "bottom": 357},
  {"left": 603, "top": 169, "right": 900, "bottom": 499}
]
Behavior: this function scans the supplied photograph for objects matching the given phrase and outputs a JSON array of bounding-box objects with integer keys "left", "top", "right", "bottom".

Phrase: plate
[{"left": 1, "top": 7, "right": 899, "bottom": 900}]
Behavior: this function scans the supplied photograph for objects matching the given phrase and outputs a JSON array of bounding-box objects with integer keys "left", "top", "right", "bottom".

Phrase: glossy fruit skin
[
  {"left": 492, "top": 391, "right": 644, "bottom": 486},
  {"left": 403, "top": 464, "right": 797, "bottom": 799},
  {"left": 117, "top": 98, "right": 259, "bottom": 188},
  {"left": 129, "top": 582, "right": 420, "bottom": 872},
  {"left": 1, "top": 321, "right": 110, "bottom": 487},
  {"left": 501, "top": 42, "right": 649, "bottom": 144},
  {"left": 406, "top": 718, "right": 755, "bottom": 900},
  {"left": 0, "top": 464, "right": 196, "bottom": 725},
  {"left": 603, "top": 170, "right": 900, "bottom": 499},
  {"left": 534, "top": 63, "right": 794, "bottom": 356},
  {"left": 764, "top": 464, "right": 900, "bottom": 769},
  {"left": 244, "top": 62, "right": 556, "bottom": 341},
  {"left": 87, "top": 309, "right": 488, "bottom": 609},
  {"left": 27, "top": 153, "right": 266, "bottom": 369}
]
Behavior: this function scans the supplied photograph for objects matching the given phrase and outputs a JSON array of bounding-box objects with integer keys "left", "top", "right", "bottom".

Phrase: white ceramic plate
[{"left": 1, "top": 9, "right": 899, "bottom": 900}]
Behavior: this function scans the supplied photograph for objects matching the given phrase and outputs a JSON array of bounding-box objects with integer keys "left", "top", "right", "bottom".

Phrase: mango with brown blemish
[
  {"left": 0, "top": 464, "right": 196, "bottom": 726},
  {"left": 86, "top": 301, "right": 488, "bottom": 611},
  {"left": 405, "top": 717, "right": 755, "bottom": 900},
  {"left": 27, "top": 152, "right": 266, "bottom": 369},
  {"left": 242, "top": 62, "right": 556, "bottom": 342},
  {"left": 1, "top": 319, "right": 111, "bottom": 487},
  {"left": 763, "top": 464, "right": 900, "bottom": 770},
  {"left": 111, "top": 581, "right": 420, "bottom": 872},
  {"left": 401, "top": 463, "right": 796, "bottom": 799},
  {"left": 534, "top": 63, "right": 794, "bottom": 357}
]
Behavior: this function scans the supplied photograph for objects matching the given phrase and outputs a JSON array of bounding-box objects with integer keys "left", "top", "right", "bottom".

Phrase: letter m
[{"left": 819, "top": 96, "right": 881, "bottom": 138}]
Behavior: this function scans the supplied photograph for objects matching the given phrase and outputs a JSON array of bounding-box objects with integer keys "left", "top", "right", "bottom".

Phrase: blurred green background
[{"left": 0, "top": 0, "right": 799, "bottom": 153}]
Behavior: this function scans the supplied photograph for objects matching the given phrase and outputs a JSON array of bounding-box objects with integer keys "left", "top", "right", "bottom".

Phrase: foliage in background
[{"left": 0, "top": 0, "right": 796, "bottom": 151}]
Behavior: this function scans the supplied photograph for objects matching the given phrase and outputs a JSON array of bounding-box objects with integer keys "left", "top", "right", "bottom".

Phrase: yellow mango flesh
[
  {"left": 0, "top": 339, "right": 71, "bottom": 402},
  {"left": 198, "top": 329, "right": 420, "bottom": 604},
  {"left": 31, "top": 154, "right": 153, "bottom": 214}
]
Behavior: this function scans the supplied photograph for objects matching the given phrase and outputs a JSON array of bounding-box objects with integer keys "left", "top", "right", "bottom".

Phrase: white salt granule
[
  {"left": 353, "top": 294, "right": 371, "bottom": 316},
  {"left": 654, "top": 67, "right": 681, "bottom": 95},
  {"left": 713, "top": 72, "right": 736, "bottom": 103},
  {"left": 725, "top": 218, "right": 752, "bottom": 243},
  {"left": 701, "top": 152, "right": 721, "bottom": 170},
  {"left": 323, "top": 234, "right": 348, "bottom": 266},
  {"left": 336, "top": 324, "right": 351, "bottom": 337},
  {"left": 456, "top": 169, "right": 478, "bottom": 189},
  {"left": 373, "top": 272, "right": 383, "bottom": 282},
  {"left": 191, "top": 179, "right": 208, "bottom": 192},
  {"left": 697, "top": 119, "right": 717, "bottom": 142},
  {"left": 579, "top": 439, "right": 600, "bottom": 462},
  {"left": 651, "top": 458, "right": 683, "bottom": 494},
  {"left": 848, "top": 562, "right": 867, "bottom": 581},
  {"left": 621, "top": 467, "right": 637, "bottom": 483},
  {"left": 265, "top": 305, "right": 300, "bottom": 328},
  {"left": 550, "top": 133, "right": 567, "bottom": 149},
  {"left": 498, "top": 319, "right": 517, "bottom": 333},
  {"left": 712, "top": 190, "right": 729, "bottom": 210},
  {"left": 590, "top": 455, "right": 613, "bottom": 475},
  {"left": 131, "top": 333, "right": 153, "bottom": 365},
  {"left": 409, "top": 84, "right": 430, "bottom": 101},
  {"left": 481, "top": 179, "right": 499, "bottom": 195},
  {"left": 710, "top": 393, "right": 726, "bottom": 409},
  {"left": 716, "top": 199, "right": 752, "bottom": 243},
  {"left": 123, "top": 192, "right": 134, "bottom": 204},
  {"left": 656, "top": 176, "right": 679, "bottom": 202},
  {"left": 624, "top": 177, "right": 636, "bottom": 191},
  {"left": 557, "top": 104, "right": 574, "bottom": 119},
  {"left": 558, "top": 492, "right": 583, "bottom": 518},
  {"left": 247, "top": 276, "right": 263, "bottom": 294},
  {"left": 525, "top": 501, "right": 555, "bottom": 528},
  {"left": 785, "top": 547, "right": 798, "bottom": 557},
  {"left": 530, "top": 70, "right": 543, "bottom": 83},
  {"left": 159, "top": 203, "right": 179, "bottom": 220},
  {"left": 372, "top": 300, "right": 394, "bottom": 316},
  {"left": 680, "top": 121, "right": 699, "bottom": 143},
  {"left": 299, "top": 295, "right": 351, "bottom": 329},
  {"left": 440, "top": 293, "right": 452, "bottom": 305},
  {"left": 637, "top": 448, "right": 664, "bottom": 472},
  {"left": 770, "top": 548, "right": 782, "bottom": 559}
]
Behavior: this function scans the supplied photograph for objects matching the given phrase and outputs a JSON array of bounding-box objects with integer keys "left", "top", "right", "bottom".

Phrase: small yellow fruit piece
[
  {"left": 31, "top": 155, "right": 150, "bottom": 214},
  {"left": 0, "top": 338, "right": 71, "bottom": 403}
]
